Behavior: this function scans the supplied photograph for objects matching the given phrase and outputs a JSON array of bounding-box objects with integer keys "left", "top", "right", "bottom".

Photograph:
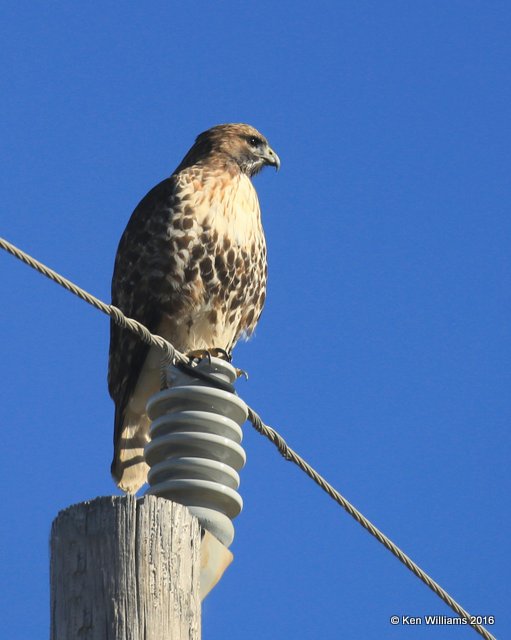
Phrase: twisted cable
[{"left": 0, "top": 235, "right": 496, "bottom": 640}]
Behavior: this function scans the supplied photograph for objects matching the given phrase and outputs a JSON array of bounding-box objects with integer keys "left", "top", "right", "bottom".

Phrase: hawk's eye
[{"left": 248, "top": 136, "right": 261, "bottom": 147}]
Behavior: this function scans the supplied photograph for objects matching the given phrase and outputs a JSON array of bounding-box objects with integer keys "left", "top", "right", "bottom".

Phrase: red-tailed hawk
[{"left": 108, "top": 123, "right": 280, "bottom": 493}]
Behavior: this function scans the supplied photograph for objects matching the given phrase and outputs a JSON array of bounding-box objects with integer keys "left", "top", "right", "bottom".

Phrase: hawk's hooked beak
[{"left": 263, "top": 145, "right": 281, "bottom": 171}]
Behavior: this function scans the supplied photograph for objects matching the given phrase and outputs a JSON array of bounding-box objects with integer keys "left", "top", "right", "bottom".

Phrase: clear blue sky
[{"left": 1, "top": 2, "right": 509, "bottom": 638}]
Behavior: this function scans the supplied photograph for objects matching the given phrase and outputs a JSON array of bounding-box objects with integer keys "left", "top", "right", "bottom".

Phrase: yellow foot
[{"left": 187, "top": 348, "right": 232, "bottom": 364}]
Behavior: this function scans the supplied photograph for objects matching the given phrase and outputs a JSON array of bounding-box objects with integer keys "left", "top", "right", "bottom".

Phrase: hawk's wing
[{"left": 108, "top": 177, "right": 179, "bottom": 480}]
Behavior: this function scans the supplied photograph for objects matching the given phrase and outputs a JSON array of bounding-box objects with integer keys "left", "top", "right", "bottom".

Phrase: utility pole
[
  {"left": 50, "top": 495, "right": 201, "bottom": 640},
  {"left": 50, "top": 357, "right": 245, "bottom": 639}
]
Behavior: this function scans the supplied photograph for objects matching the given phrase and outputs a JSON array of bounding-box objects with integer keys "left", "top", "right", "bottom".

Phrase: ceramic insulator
[{"left": 144, "top": 357, "right": 247, "bottom": 548}]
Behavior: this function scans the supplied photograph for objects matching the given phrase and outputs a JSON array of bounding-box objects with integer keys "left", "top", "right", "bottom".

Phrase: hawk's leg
[
  {"left": 187, "top": 348, "right": 232, "bottom": 363},
  {"left": 186, "top": 348, "right": 248, "bottom": 379}
]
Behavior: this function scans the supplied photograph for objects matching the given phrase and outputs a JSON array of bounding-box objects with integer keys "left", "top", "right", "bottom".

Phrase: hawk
[{"left": 108, "top": 123, "right": 280, "bottom": 493}]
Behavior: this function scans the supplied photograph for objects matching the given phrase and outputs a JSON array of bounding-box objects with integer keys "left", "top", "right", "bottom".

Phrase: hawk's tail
[{"left": 111, "top": 409, "right": 150, "bottom": 494}]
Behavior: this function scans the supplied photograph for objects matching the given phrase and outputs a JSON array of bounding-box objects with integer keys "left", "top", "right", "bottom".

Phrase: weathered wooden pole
[{"left": 50, "top": 495, "right": 201, "bottom": 640}]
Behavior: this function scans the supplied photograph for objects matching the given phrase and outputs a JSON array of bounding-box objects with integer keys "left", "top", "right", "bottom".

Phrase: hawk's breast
[{"left": 158, "top": 169, "right": 267, "bottom": 353}]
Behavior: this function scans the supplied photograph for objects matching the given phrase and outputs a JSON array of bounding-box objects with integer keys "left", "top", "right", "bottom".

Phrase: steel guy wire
[{"left": 0, "top": 235, "right": 497, "bottom": 640}]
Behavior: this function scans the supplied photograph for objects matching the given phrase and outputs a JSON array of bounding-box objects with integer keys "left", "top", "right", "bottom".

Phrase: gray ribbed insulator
[{"left": 144, "top": 357, "right": 247, "bottom": 548}]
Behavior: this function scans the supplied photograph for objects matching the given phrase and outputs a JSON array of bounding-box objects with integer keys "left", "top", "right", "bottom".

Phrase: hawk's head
[{"left": 178, "top": 123, "right": 280, "bottom": 177}]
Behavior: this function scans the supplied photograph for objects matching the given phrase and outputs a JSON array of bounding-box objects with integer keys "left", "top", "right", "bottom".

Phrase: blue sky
[{"left": 0, "top": 2, "right": 509, "bottom": 638}]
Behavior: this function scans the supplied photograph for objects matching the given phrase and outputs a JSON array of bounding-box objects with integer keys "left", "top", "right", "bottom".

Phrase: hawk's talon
[
  {"left": 186, "top": 348, "right": 232, "bottom": 364},
  {"left": 235, "top": 367, "right": 249, "bottom": 380},
  {"left": 210, "top": 347, "right": 232, "bottom": 362}
]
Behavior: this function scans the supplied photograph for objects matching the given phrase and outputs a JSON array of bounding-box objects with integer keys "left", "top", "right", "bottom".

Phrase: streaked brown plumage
[{"left": 108, "top": 123, "right": 280, "bottom": 493}]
